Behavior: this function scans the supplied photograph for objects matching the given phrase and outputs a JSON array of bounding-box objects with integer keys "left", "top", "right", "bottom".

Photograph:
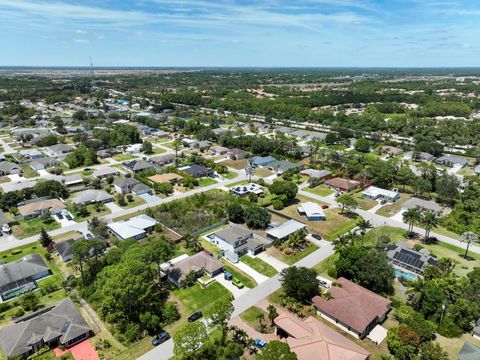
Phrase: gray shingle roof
[
  {"left": 0, "top": 254, "right": 50, "bottom": 294},
  {"left": 0, "top": 298, "right": 91, "bottom": 357}
]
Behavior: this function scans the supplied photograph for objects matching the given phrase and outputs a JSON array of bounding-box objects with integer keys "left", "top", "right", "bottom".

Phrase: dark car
[
  {"left": 57, "top": 213, "right": 64, "bottom": 219},
  {"left": 151, "top": 331, "right": 170, "bottom": 346},
  {"left": 188, "top": 311, "right": 203, "bottom": 322},
  {"left": 311, "top": 234, "right": 322, "bottom": 240},
  {"left": 66, "top": 214, "right": 73, "bottom": 221}
]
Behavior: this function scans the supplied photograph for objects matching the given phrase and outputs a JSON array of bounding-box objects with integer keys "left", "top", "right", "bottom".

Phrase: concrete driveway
[
  {"left": 255, "top": 252, "right": 288, "bottom": 272},
  {"left": 139, "top": 193, "right": 159, "bottom": 203},
  {"left": 235, "top": 260, "right": 269, "bottom": 284},
  {"left": 214, "top": 274, "right": 250, "bottom": 298},
  {"left": 55, "top": 213, "right": 76, "bottom": 227},
  {"left": 105, "top": 202, "right": 123, "bottom": 213}
]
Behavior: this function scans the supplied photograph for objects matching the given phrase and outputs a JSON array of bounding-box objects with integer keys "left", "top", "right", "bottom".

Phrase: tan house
[
  {"left": 324, "top": 177, "right": 357, "bottom": 193},
  {"left": 18, "top": 198, "right": 65, "bottom": 219}
]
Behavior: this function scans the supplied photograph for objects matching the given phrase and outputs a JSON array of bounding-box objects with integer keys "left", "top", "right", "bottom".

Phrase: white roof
[
  {"left": 107, "top": 214, "right": 158, "bottom": 240},
  {"left": 362, "top": 186, "right": 398, "bottom": 198},
  {"left": 230, "top": 183, "right": 264, "bottom": 195},
  {"left": 298, "top": 202, "right": 325, "bottom": 218},
  {"left": 267, "top": 220, "right": 306, "bottom": 239}
]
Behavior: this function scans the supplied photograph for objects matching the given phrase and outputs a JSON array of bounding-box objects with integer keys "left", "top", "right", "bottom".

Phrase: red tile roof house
[
  {"left": 311, "top": 277, "right": 391, "bottom": 339},
  {"left": 324, "top": 178, "right": 357, "bottom": 193}
]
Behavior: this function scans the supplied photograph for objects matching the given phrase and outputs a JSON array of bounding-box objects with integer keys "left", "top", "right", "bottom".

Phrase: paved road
[
  {"left": 299, "top": 189, "right": 480, "bottom": 255},
  {"left": 138, "top": 242, "right": 334, "bottom": 360}
]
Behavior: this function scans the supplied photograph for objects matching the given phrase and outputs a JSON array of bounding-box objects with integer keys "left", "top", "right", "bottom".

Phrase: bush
[
  {"left": 12, "top": 307, "right": 25, "bottom": 318},
  {"left": 272, "top": 200, "right": 284, "bottom": 210}
]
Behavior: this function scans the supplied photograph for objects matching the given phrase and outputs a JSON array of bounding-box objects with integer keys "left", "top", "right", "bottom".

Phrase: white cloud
[{"left": 73, "top": 38, "right": 90, "bottom": 43}]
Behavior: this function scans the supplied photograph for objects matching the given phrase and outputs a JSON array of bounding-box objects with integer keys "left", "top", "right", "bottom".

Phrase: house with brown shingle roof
[
  {"left": 324, "top": 177, "right": 357, "bottom": 193},
  {"left": 312, "top": 277, "right": 391, "bottom": 339},
  {"left": 274, "top": 311, "right": 370, "bottom": 360},
  {"left": 17, "top": 198, "right": 65, "bottom": 219}
]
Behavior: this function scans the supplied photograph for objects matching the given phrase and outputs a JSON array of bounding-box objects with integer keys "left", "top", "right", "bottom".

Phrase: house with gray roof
[
  {"left": 71, "top": 189, "right": 113, "bottom": 205},
  {"left": 113, "top": 177, "right": 151, "bottom": 195},
  {"left": 458, "top": 342, "right": 480, "bottom": 360},
  {"left": 0, "top": 298, "right": 92, "bottom": 358},
  {"left": 149, "top": 154, "right": 175, "bottom": 166},
  {"left": 266, "top": 220, "right": 306, "bottom": 241},
  {"left": 272, "top": 160, "right": 304, "bottom": 174},
  {"left": 435, "top": 155, "right": 468, "bottom": 168},
  {"left": 29, "top": 157, "right": 58, "bottom": 171},
  {"left": 385, "top": 242, "right": 437, "bottom": 277},
  {"left": 0, "top": 161, "right": 22, "bottom": 176},
  {"left": 123, "top": 159, "right": 154, "bottom": 174},
  {"left": 92, "top": 167, "right": 120, "bottom": 179},
  {"left": 43, "top": 144, "right": 74, "bottom": 158},
  {"left": 401, "top": 197, "right": 443, "bottom": 213},
  {"left": 411, "top": 151, "right": 435, "bottom": 162},
  {"left": 53, "top": 237, "right": 107, "bottom": 263},
  {"left": 300, "top": 169, "right": 332, "bottom": 179},
  {"left": 249, "top": 156, "right": 277, "bottom": 168},
  {"left": 0, "top": 254, "right": 50, "bottom": 301},
  {"left": 207, "top": 224, "right": 271, "bottom": 262},
  {"left": 165, "top": 251, "right": 224, "bottom": 288}
]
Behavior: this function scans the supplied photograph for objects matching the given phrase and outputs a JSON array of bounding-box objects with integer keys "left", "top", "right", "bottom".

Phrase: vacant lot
[
  {"left": 223, "top": 159, "right": 247, "bottom": 170},
  {"left": 240, "top": 255, "right": 278, "bottom": 277},
  {"left": 13, "top": 217, "right": 61, "bottom": 238},
  {"left": 304, "top": 184, "right": 334, "bottom": 197}
]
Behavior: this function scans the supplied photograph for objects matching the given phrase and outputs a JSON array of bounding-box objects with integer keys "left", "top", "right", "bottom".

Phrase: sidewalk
[{"left": 256, "top": 252, "right": 288, "bottom": 272}]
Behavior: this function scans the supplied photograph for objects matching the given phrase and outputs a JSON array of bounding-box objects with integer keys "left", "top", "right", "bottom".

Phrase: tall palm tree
[
  {"left": 357, "top": 219, "right": 372, "bottom": 246},
  {"left": 420, "top": 211, "right": 439, "bottom": 241},
  {"left": 402, "top": 207, "right": 421, "bottom": 233},
  {"left": 460, "top": 231, "right": 479, "bottom": 259}
]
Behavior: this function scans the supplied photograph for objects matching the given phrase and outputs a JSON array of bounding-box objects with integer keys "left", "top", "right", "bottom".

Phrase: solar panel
[{"left": 392, "top": 252, "right": 424, "bottom": 271}]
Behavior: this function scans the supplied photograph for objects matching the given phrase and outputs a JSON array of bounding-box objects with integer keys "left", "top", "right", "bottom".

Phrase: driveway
[
  {"left": 139, "top": 193, "right": 159, "bottom": 203},
  {"left": 105, "top": 201, "right": 123, "bottom": 213},
  {"left": 214, "top": 274, "right": 250, "bottom": 298},
  {"left": 37, "top": 169, "right": 49, "bottom": 177},
  {"left": 391, "top": 209, "right": 406, "bottom": 222},
  {"left": 255, "top": 252, "right": 288, "bottom": 272},
  {"left": 55, "top": 213, "right": 76, "bottom": 227},
  {"left": 368, "top": 201, "right": 385, "bottom": 214}
]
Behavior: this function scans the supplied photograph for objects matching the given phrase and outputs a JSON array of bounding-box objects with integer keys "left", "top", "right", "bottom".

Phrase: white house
[
  {"left": 297, "top": 202, "right": 326, "bottom": 221},
  {"left": 108, "top": 214, "right": 158, "bottom": 240},
  {"left": 362, "top": 186, "right": 400, "bottom": 202}
]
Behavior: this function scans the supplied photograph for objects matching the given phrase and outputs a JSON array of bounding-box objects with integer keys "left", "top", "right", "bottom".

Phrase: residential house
[
  {"left": 401, "top": 197, "right": 443, "bottom": 213},
  {"left": 362, "top": 186, "right": 400, "bottom": 202},
  {"left": 149, "top": 154, "right": 176, "bottom": 166},
  {"left": 108, "top": 214, "right": 158, "bottom": 240},
  {"left": 410, "top": 151, "right": 435, "bottom": 162},
  {"left": 148, "top": 173, "right": 184, "bottom": 184},
  {"left": 3, "top": 180, "right": 36, "bottom": 193},
  {"left": 113, "top": 177, "right": 151, "bottom": 195},
  {"left": 386, "top": 242, "right": 437, "bottom": 277},
  {"left": 0, "top": 298, "right": 92, "bottom": 358},
  {"left": 29, "top": 157, "right": 58, "bottom": 171},
  {"left": 266, "top": 220, "right": 306, "bottom": 242},
  {"left": 272, "top": 160, "right": 304, "bottom": 174},
  {"left": 300, "top": 169, "right": 332, "bottom": 180},
  {"left": 165, "top": 251, "right": 224, "bottom": 288},
  {"left": 249, "top": 156, "right": 277, "bottom": 168},
  {"left": 96, "top": 148, "right": 119, "bottom": 159},
  {"left": 324, "top": 177, "right": 357, "bottom": 193},
  {"left": 44, "top": 144, "right": 74, "bottom": 158},
  {"left": 312, "top": 277, "right": 391, "bottom": 339},
  {"left": 53, "top": 237, "right": 107, "bottom": 262},
  {"left": 0, "top": 161, "right": 22, "bottom": 176},
  {"left": 92, "top": 167, "right": 120, "bottom": 179},
  {"left": 212, "top": 145, "right": 229, "bottom": 156},
  {"left": 182, "top": 164, "right": 214, "bottom": 178},
  {"left": 212, "top": 128, "right": 230, "bottom": 136},
  {"left": 230, "top": 183, "right": 264, "bottom": 197},
  {"left": 381, "top": 146, "right": 403, "bottom": 157},
  {"left": 123, "top": 159, "right": 154, "bottom": 174},
  {"left": 71, "top": 189, "right": 113, "bottom": 205},
  {"left": 274, "top": 311, "right": 370, "bottom": 360},
  {"left": 435, "top": 155, "right": 468, "bottom": 168},
  {"left": 18, "top": 198, "right": 65, "bottom": 219},
  {"left": 207, "top": 224, "right": 271, "bottom": 262},
  {"left": 17, "top": 148, "right": 44, "bottom": 161},
  {"left": 0, "top": 254, "right": 50, "bottom": 301},
  {"left": 227, "top": 148, "right": 246, "bottom": 160},
  {"left": 297, "top": 202, "right": 326, "bottom": 221}
]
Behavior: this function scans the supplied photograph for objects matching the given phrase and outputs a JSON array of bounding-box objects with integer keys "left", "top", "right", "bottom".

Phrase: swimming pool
[{"left": 394, "top": 268, "right": 418, "bottom": 281}]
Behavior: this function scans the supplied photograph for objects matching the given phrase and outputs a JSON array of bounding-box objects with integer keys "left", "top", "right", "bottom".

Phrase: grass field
[
  {"left": 198, "top": 177, "right": 218, "bottom": 187},
  {"left": 240, "top": 255, "right": 278, "bottom": 277},
  {"left": 267, "top": 244, "right": 318, "bottom": 265},
  {"left": 19, "top": 163, "right": 39, "bottom": 178},
  {"left": 363, "top": 226, "right": 406, "bottom": 247},
  {"left": 172, "top": 282, "right": 232, "bottom": 316},
  {"left": 13, "top": 217, "right": 61, "bottom": 238},
  {"left": 222, "top": 159, "right": 247, "bottom": 170},
  {"left": 352, "top": 192, "right": 377, "bottom": 210},
  {"left": 227, "top": 180, "right": 248, "bottom": 188},
  {"left": 312, "top": 254, "right": 338, "bottom": 279},
  {"left": 375, "top": 194, "right": 412, "bottom": 217},
  {"left": 66, "top": 203, "right": 111, "bottom": 222},
  {"left": 221, "top": 260, "right": 257, "bottom": 288},
  {"left": 112, "top": 154, "right": 138, "bottom": 161},
  {"left": 223, "top": 171, "right": 239, "bottom": 180},
  {"left": 304, "top": 184, "right": 334, "bottom": 197},
  {"left": 116, "top": 195, "right": 146, "bottom": 209},
  {"left": 254, "top": 168, "right": 274, "bottom": 177},
  {"left": 424, "top": 241, "right": 480, "bottom": 277},
  {"left": 239, "top": 306, "right": 268, "bottom": 331}
]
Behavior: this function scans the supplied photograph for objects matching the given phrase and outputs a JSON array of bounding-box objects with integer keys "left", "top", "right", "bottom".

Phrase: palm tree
[
  {"left": 357, "top": 219, "right": 372, "bottom": 246},
  {"left": 402, "top": 207, "right": 421, "bottom": 233},
  {"left": 286, "top": 231, "right": 307, "bottom": 253},
  {"left": 460, "top": 231, "right": 479, "bottom": 259},
  {"left": 420, "top": 211, "right": 439, "bottom": 241},
  {"left": 267, "top": 304, "right": 278, "bottom": 326}
]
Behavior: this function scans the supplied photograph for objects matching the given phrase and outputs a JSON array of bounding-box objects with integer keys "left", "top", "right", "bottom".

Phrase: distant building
[
  {"left": 123, "top": 159, "right": 154, "bottom": 174},
  {"left": 182, "top": 164, "right": 214, "bottom": 178},
  {"left": 92, "top": 167, "right": 120, "bottom": 179},
  {"left": 43, "top": 144, "right": 74, "bottom": 158},
  {"left": 148, "top": 173, "right": 183, "bottom": 184},
  {"left": 227, "top": 148, "right": 246, "bottom": 160},
  {"left": 53, "top": 237, "right": 107, "bottom": 263},
  {"left": 300, "top": 169, "right": 332, "bottom": 180},
  {"left": 230, "top": 183, "right": 264, "bottom": 197},
  {"left": 113, "top": 177, "right": 151, "bottom": 195},
  {"left": 71, "top": 189, "right": 113, "bottom": 205},
  {"left": 435, "top": 155, "right": 468, "bottom": 168},
  {"left": 272, "top": 160, "right": 304, "bottom": 174},
  {"left": 0, "top": 161, "right": 22, "bottom": 176},
  {"left": 249, "top": 156, "right": 277, "bottom": 168}
]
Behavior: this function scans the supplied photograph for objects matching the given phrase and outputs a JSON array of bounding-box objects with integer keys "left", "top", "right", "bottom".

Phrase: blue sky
[{"left": 1, "top": 0, "right": 479, "bottom": 67}]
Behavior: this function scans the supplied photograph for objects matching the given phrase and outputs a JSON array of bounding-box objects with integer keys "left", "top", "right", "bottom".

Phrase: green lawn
[
  {"left": 227, "top": 180, "right": 248, "bottom": 188},
  {"left": 352, "top": 192, "right": 378, "bottom": 210},
  {"left": 424, "top": 241, "right": 480, "bottom": 277},
  {"left": 0, "top": 242, "right": 47, "bottom": 262},
  {"left": 112, "top": 154, "right": 138, "bottom": 161},
  {"left": 200, "top": 238, "right": 223, "bottom": 255},
  {"left": 172, "top": 282, "right": 232, "bottom": 316},
  {"left": 363, "top": 226, "right": 406, "bottom": 247},
  {"left": 268, "top": 244, "right": 319, "bottom": 265},
  {"left": 19, "top": 163, "right": 39, "bottom": 178},
  {"left": 224, "top": 171, "right": 239, "bottom": 180},
  {"left": 304, "top": 184, "right": 334, "bottom": 197},
  {"left": 240, "top": 255, "right": 278, "bottom": 277},
  {"left": 13, "top": 217, "right": 61, "bottom": 238},
  {"left": 198, "top": 177, "right": 218, "bottom": 187},
  {"left": 239, "top": 306, "right": 268, "bottom": 331},
  {"left": 66, "top": 203, "right": 111, "bottom": 222},
  {"left": 312, "top": 254, "right": 338, "bottom": 279},
  {"left": 375, "top": 194, "right": 412, "bottom": 217},
  {"left": 116, "top": 195, "right": 146, "bottom": 209},
  {"left": 221, "top": 260, "right": 257, "bottom": 288},
  {"left": 152, "top": 147, "right": 167, "bottom": 154}
]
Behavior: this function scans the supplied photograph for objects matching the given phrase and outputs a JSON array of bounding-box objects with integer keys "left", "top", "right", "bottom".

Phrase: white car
[{"left": 2, "top": 224, "right": 11, "bottom": 233}]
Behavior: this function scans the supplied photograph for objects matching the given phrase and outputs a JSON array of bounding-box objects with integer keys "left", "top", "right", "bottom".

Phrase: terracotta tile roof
[
  {"left": 312, "top": 277, "right": 391, "bottom": 335},
  {"left": 274, "top": 311, "right": 370, "bottom": 360}
]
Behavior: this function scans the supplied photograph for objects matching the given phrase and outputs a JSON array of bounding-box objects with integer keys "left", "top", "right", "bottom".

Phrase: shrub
[{"left": 272, "top": 200, "right": 284, "bottom": 210}]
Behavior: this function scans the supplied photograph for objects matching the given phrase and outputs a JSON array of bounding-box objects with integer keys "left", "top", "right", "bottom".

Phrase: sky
[{"left": 1, "top": 0, "right": 479, "bottom": 67}]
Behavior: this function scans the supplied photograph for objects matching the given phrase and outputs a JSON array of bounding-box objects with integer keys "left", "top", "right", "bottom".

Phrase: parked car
[
  {"left": 57, "top": 213, "right": 64, "bottom": 219},
  {"left": 83, "top": 168, "right": 92, "bottom": 171},
  {"left": 380, "top": 199, "right": 387, "bottom": 205},
  {"left": 321, "top": 204, "right": 329, "bottom": 209},
  {"left": 224, "top": 271, "right": 233, "bottom": 281},
  {"left": 65, "top": 214, "right": 73, "bottom": 221},
  {"left": 151, "top": 331, "right": 170, "bottom": 346},
  {"left": 255, "top": 339, "right": 267, "bottom": 349},
  {"left": 311, "top": 234, "right": 322, "bottom": 240},
  {"left": 85, "top": 233, "right": 93, "bottom": 239},
  {"left": 188, "top": 311, "right": 203, "bottom": 322},
  {"left": 232, "top": 278, "right": 244, "bottom": 289}
]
